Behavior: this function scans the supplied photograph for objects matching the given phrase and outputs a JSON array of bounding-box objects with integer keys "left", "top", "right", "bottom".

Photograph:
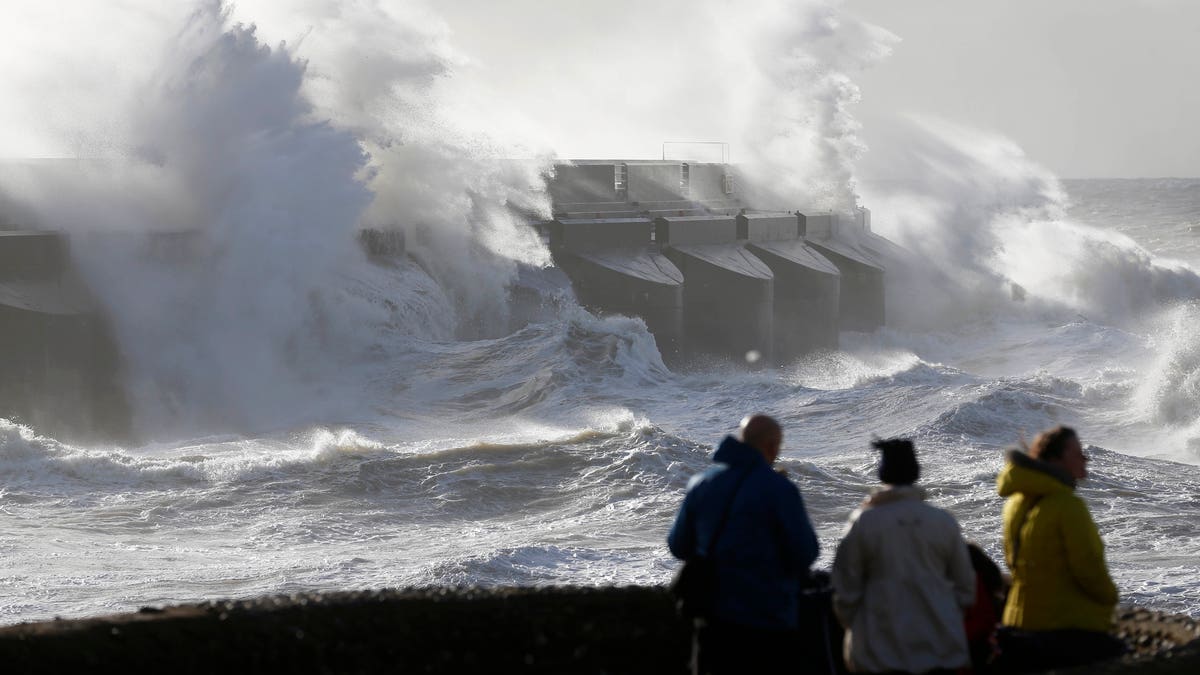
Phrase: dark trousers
[
  {"left": 692, "top": 620, "right": 798, "bottom": 675},
  {"left": 991, "top": 627, "right": 1127, "bottom": 673}
]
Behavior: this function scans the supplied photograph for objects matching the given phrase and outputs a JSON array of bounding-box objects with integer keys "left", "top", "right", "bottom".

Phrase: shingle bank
[{"left": 0, "top": 587, "right": 1196, "bottom": 674}]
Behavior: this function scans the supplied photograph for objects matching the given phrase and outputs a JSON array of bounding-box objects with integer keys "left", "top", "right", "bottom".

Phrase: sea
[{"left": 3, "top": 6, "right": 1200, "bottom": 627}]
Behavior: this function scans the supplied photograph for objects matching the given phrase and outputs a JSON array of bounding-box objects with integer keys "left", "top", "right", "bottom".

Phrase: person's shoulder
[
  {"left": 757, "top": 464, "right": 800, "bottom": 495},
  {"left": 684, "top": 464, "right": 726, "bottom": 492},
  {"left": 1021, "top": 491, "right": 1087, "bottom": 531},
  {"left": 921, "top": 501, "right": 964, "bottom": 528},
  {"left": 1046, "top": 489, "right": 1093, "bottom": 519},
  {"left": 1040, "top": 489, "right": 1088, "bottom": 513},
  {"left": 743, "top": 466, "right": 805, "bottom": 509}
]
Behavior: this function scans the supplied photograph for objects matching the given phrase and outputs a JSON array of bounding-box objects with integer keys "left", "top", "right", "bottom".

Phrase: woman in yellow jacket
[{"left": 993, "top": 425, "right": 1126, "bottom": 672}]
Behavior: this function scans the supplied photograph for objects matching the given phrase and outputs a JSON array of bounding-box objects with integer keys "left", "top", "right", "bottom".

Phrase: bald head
[{"left": 739, "top": 414, "right": 783, "bottom": 464}]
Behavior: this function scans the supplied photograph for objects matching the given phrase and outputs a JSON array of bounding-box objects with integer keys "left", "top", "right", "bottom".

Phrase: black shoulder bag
[{"left": 669, "top": 466, "right": 753, "bottom": 619}]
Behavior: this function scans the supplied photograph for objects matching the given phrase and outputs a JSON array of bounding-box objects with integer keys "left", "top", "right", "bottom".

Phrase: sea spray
[
  {"left": 861, "top": 118, "right": 1200, "bottom": 330},
  {"left": 1136, "top": 303, "right": 1200, "bottom": 457},
  {"left": 997, "top": 218, "right": 1200, "bottom": 323},
  {"left": 62, "top": 9, "right": 369, "bottom": 437},
  {"left": 223, "top": 0, "right": 556, "bottom": 337},
  {"left": 855, "top": 118, "right": 1061, "bottom": 330},
  {"left": 732, "top": 0, "right": 898, "bottom": 213}
]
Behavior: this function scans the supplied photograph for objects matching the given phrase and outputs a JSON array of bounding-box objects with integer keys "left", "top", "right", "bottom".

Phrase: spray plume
[
  {"left": 731, "top": 0, "right": 897, "bottom": 213},
  {"left": 864, "top": 117, "right": 1200, "bottom": 329}
]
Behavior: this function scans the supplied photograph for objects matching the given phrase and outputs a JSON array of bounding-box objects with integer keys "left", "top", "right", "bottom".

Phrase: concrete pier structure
[
  {"left": 549, "top": 161, "right": 740, "bottom": 219},
  {"left": 0, "top": 231, "right": 128, "bottom": 439},
  {"left": 656, "top": 215, "right": 774, "bottom": 362},
  {"left": 803, "top": 210, "right": 886, "bottom": 332},
  {"left": 739, "top": 213, "right": 841, "bottom": 358},
  {"left": 542, "top": 159, "right": 893, "bottom": 364},
  {"left": 547, "top": 217, "right": 684, "bottom": 359}
]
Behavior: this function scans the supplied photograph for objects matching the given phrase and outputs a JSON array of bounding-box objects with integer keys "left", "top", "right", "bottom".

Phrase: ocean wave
[
  {"left": 0, "top": 418, "right": 206, "bottom": 491},
  {"left": 0, "top": 422, "right": 399, "bottom": 494},
  {"left": 416, "top": 545, "right": 660, "bottom": 586},
  {"left": 785, "top": 348, "right": 953, "bottom": 391},
  {"left": 372, "top": 308, "right": 671, "bottom": 424},
  {"left": 1138, "top": 303, "right": 1200, "bottom": 428},
  {"left": 0, "top": 411, "right": 701, "bottom": 505},
  {"left": 921, "top": 373, "right": 1084, "bottom": 447}
]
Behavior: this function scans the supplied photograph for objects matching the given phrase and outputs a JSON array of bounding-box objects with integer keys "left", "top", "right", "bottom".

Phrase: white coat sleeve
[{"left": 831, "top": 512, "right": 865, "bottom": 628}]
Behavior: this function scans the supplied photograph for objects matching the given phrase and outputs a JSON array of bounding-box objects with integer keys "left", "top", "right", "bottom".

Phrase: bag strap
[{"left": 705, "top": 464, "right": 754, "bottom": 558}]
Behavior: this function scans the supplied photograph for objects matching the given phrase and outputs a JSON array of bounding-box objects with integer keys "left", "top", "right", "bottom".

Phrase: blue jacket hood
[{"left": 712, "top": 435, "right": 767, "bottom": 467}]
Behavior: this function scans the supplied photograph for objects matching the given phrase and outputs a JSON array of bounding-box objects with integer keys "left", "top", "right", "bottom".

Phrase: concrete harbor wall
[
  {"left": 801, "top": 211, "right": 886, "bottom": 333},
  {"left": 658, "top": 215, "right": 775, "bottom": 362},
  {"left": 740, "top": 213, "right": 841, "bottom": 357},
  {"left": 0, "top": 231, "right": 128, "bottom": 440},
  {"left": 0, "top": 587, "right": 1196, "bottom": 674},
  {"left": 548, "top": 217, "right": 685, "bottom": 359},
  {"left": 543, "top": 161, "right": 890, "bottom": 364}
]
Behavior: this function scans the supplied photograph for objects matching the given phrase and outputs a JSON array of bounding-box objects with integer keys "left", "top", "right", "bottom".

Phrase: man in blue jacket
[{"left": 668, "top": 414, "right": 821, "bottom": 675}]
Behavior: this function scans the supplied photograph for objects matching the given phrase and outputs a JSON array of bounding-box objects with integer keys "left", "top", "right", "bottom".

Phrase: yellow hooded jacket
[{"left": 996, "top": 450, "right": 1117, "bottom": 632}]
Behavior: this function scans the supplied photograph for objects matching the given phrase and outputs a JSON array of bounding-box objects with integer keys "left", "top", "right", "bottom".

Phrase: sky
[
  {"left": 845, "top": 0, "right": 1200, "bottom": 178},
  {"left": 435, "top": 0, "right": 1200, "bottom": 178},
  {"left": 2, "top": 1, "right": 1198, "bottom": 178}
]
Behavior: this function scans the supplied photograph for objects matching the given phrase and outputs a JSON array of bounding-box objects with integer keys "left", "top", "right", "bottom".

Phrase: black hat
[{"left": 873, "top": 438, "right": 919, "bottom": 485}]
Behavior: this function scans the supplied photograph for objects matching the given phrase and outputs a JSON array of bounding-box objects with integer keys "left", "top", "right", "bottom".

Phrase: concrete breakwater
[
  {"left": 1, "top": 587, "right": 1196, "bottom": 674},
  {"left": 0, "top": 231, "right": 127, "bottom": 441},
  {"left": 544, "top": 161, "right": 888, "bottom": 366}
]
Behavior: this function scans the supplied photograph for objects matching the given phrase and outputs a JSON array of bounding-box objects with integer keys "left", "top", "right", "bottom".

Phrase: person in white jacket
[{"left": 831, "top": 439, "right": 976, "bottom": 675}]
